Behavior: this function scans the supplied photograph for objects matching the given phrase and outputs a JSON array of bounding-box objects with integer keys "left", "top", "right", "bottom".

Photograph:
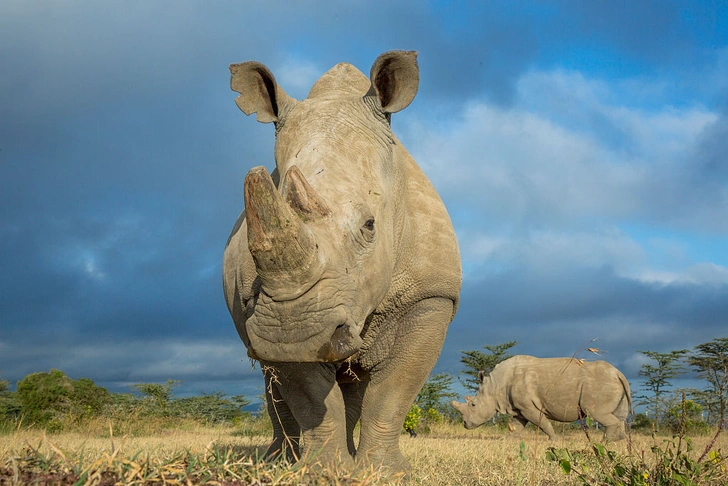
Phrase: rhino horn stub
[
  {"left": 244, "top": 166, "right": 319, "bottom": 283},
  {"left": 450, "top": 400, "right": 466, "bottom": 413},
  {"left": 281, "top": 165, "right": 331, "bottom": 221}
]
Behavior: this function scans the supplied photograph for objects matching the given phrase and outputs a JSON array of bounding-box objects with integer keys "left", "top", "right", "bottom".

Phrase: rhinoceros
[
  {"left": 451, "top": 355, "right": 632, "bottom": 441},
  {"left": 222, "top": 51, "right": 461, "bottom": 472}
]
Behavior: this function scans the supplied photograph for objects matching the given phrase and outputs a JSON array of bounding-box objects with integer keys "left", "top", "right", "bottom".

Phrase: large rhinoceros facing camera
[
  {"left": 451, "top": 355, "right": 632, "bottom": 441},
  {"left": 223, "top": 51, "right": 461, "bottom": 472}
]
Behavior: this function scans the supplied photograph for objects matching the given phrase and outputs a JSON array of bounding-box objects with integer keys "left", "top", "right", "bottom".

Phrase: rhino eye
[{"left": 360, "top": 217, "right": 375, "bottom": 242}]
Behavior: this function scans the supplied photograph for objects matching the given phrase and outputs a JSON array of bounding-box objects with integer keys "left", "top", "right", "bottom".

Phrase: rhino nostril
[
  {"left": 316, "top": 319, "right": 363, "bottom": 362},
  {"left": 330, "top": 323, "right": 348, "bottom": 343}
]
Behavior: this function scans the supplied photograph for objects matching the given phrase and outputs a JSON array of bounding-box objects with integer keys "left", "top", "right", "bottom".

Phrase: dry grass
[{"left": 1, "top": 422, "right": 726, "bottom": 485}]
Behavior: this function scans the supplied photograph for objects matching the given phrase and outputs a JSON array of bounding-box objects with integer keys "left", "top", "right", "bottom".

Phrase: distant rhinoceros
[
  {"left": 222, "top": 51, "right": 461, "bottom": 472},
  {"left": 451, "top": 355, "right": 632, "bottom": 441}
]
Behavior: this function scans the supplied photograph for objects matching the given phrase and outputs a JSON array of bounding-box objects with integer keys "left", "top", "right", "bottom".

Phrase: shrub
[
  {"left": 547, "top": 434, "right": 727, "bottom": 485},
  {"left": 666, "top": 400, "right": 711, "bottom": 435},
  {"left": 403, "top": 404, "right": 421, "bottom": 436},
  {"left": 631, "top": 413, "right": 654, "bottom": 432},
  {"left": 15, "top": 370, "right": 110, "bottom": 430}
]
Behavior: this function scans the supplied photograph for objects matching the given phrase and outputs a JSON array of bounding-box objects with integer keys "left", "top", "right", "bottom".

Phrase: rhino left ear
[
  {"left": 367, "top": 50, "right": 419, "bottom": 114},
  {"left": 478, "top": 370, "right": 486, "bottom": 382},
  {"left": 230, "top": 61, "right": 297, "bottom": 124}
]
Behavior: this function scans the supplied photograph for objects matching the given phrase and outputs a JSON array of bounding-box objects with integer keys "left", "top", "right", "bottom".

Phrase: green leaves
[
  {"left": 546, "top": 434, "right": 727, "bottom": 485},
  {"left": 459, "top": 341, "right": 517, "bottom": 392}
]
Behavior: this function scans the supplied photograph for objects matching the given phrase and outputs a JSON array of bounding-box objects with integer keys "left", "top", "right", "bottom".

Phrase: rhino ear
[
  {"left": 367, "top": 50, "right": 419, "bottom": 114},
  {"left": 478, "top": 370, "right": 486, "bottom": 382},
  {"left": 230, "top": 61, "right": 297, "bottom": 124}
]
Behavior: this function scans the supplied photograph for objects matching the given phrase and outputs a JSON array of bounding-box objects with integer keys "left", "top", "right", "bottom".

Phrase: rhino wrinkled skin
[
  {"left": 223, "top": 51, "right": 462, "bottom": 472},
  {"left": 451, "top": 355, "right": 632, "bottom": 441}
]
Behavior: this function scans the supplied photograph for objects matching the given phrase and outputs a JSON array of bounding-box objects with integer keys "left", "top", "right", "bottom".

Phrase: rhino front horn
[{"left": 244, "top": 166, "right": 322, "bottom": 293}]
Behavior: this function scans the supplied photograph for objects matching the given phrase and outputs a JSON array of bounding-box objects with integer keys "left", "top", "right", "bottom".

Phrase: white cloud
[
  {"left": 402, "top": 66, "right": 726, "bottom": 291},
  {"left": 635, "top": 262, "right": 728, "bottom": 286},
  {"left": 407, "top": 100, "right": 648, "bottom": 227},
  {"left": 274, "top": 57, "right": 324, "bottom": 100}
]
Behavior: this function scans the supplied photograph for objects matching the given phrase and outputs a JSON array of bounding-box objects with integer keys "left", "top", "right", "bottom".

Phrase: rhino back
[{"left": 489, "top": 356, "right": 628, "bottom": 422}]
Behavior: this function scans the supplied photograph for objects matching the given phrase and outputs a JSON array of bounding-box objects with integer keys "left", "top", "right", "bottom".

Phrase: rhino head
[
  {"left": 450, "top": 371, "right": 497, "bottom": 428},
  {"left": 228, "top": 51, "right": 420, "bottom": 363}
]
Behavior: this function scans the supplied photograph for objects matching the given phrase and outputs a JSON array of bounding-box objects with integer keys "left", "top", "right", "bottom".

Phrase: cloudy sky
[{"left": 1, "top": 1, "right": 726, "bottom": 407}]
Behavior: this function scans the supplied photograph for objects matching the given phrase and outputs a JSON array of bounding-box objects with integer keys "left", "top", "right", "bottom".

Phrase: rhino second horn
[
  {"left": 281, "top": 165, "right": 331, "bottom": 220},
  {"left": 244, "top": 166, "right": 318, "bottom": 279}
]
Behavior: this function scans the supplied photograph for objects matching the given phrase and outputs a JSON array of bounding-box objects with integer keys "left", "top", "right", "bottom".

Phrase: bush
[
  {"left": 666, "top": 400, "right": 711, "bottom": 435},
  {"left": 631, "top": 413, "right": 654, "bottom": 432},
  {"left": 173, "top": 392, "right": 250, "bottom": 424},
  {"left": 15, "top": 370, "right": 111, "bottom": 430},
  {"left": 403, "top": 404, "right": 421, "bottom": 436},
  {"left": 0, "top": 378, "right": 21, "bottom": 431}
]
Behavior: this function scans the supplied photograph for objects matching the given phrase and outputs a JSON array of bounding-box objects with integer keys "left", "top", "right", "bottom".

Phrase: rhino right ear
[
  {"left": 230, "top": 61, "right": 297, "bottom": 124},
  {"left": 367, "top": 50, "right": 419, "bottom": 114},
  {"left": 478, "top": 370, "right": 486, "bottom": 382}
]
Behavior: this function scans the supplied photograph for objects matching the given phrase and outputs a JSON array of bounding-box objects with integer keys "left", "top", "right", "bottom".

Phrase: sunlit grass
[{"left": 1, "top": 420, "right": 726, "bottom": 484}]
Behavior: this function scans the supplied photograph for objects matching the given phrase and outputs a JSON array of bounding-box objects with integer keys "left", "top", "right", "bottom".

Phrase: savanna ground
[{"left": 1, "top": 419, "right": 726, "bottom": 485}]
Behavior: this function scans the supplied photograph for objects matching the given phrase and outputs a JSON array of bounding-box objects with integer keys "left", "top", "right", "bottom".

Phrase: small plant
[
  {"left": 547, "top": 393, "right": 727, "bottom": 485},
  {"left": 547, "top": 434, "right": 727, "bottom": 485},
  {"left": 403, "top": 404, "right": 422, "bottom": 437}
]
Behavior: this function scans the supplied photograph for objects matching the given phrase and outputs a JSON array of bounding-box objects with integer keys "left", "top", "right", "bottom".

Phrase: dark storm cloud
[
  {"left": 0, "top": 0, "right": 726, "bottom": 405},
  {"left": 440, "top": 265, "right": 728, "bottom": 380}
]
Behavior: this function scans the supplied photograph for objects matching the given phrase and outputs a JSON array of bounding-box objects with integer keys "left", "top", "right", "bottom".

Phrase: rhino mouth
[
  {"left": 316, "top": 320, "right": 363, "bottom": 361},
  {"left": 246, "top": 304, "right": 364, "bottom": 363}
]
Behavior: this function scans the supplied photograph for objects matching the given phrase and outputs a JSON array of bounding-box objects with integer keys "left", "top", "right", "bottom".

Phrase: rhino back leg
[
  {"left": 356, "top": 297, "right": 453, "bottom": 473},
  {"left": 583, "top": 390, "right": 629, "bottom": 441},
  {"left": 590, "top": 410, "right": 627, "bottom": 441}
]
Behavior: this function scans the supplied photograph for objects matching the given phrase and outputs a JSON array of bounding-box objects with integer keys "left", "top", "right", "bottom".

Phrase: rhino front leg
[
  {"left": 509, "top": 415, "right": 529, "bottom": 435},
  {"left": 356, "top": 297, "right": 453, "bottom": 473},
  {"left": 339, "top": 372, "right": 369, "bottom": 457},
  {"left": 519, "top": 407, "right": 559, "bottom": 440},
  {"left": 262, "top": 366, "right": 300, "bottom": 462},
  {"left": 265, "top": 362, "right": 351, "bottom": 467}
]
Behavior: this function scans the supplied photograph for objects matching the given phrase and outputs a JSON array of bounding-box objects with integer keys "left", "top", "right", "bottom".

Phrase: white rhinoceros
[
  {"left": 222, "top": 51, "right": 461, "bottom": 472},
  {"left": 451, "top": 355, "right": 632, "bottom": 441}
]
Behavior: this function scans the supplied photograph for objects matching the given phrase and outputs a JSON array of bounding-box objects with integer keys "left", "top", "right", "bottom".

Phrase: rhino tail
[{"left": 618, "top": 372, "right": 634, "bottom": 415}]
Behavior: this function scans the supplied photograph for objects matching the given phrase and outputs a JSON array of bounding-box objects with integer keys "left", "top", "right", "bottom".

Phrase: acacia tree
[
  {"left": 416, "top": 372, "right": 458, "bottom": 419},
  {"left": 459, "top": 341, "right": 518, "bottom": 392},
  {"left": 688, "top": 337, "right": 728, "bottom": 428},
  {"left": 132, "top": 379, "right": 180, "bottom": 415},
  {"left": 637, "top": 349, "right": 688, "bottom": 430}
]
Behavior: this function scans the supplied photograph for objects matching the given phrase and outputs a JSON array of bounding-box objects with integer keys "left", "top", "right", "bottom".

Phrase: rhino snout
[
  {"left": 246, "top": 307, "right": 364, "bottom": 362},
  {"left": 317, "top": 319, "right": 363, "bottom": 361}
]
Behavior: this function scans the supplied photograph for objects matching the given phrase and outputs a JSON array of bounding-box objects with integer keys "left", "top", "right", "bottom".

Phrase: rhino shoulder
[{"left": 390, "top": 141, "right": 462, "bottom": 310}]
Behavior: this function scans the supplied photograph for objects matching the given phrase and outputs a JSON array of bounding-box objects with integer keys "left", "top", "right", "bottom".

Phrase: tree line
[
  {"left": 0, "top": 370, "right": 252, "bottom": 433},
  {"left": 1, "top": 337, "right": 726, "bottom": 435}
]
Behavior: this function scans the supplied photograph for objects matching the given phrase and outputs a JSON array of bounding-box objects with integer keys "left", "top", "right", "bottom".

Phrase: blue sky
[{"left": 1, "top": 1, "right": 726, "bottom": 407}]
